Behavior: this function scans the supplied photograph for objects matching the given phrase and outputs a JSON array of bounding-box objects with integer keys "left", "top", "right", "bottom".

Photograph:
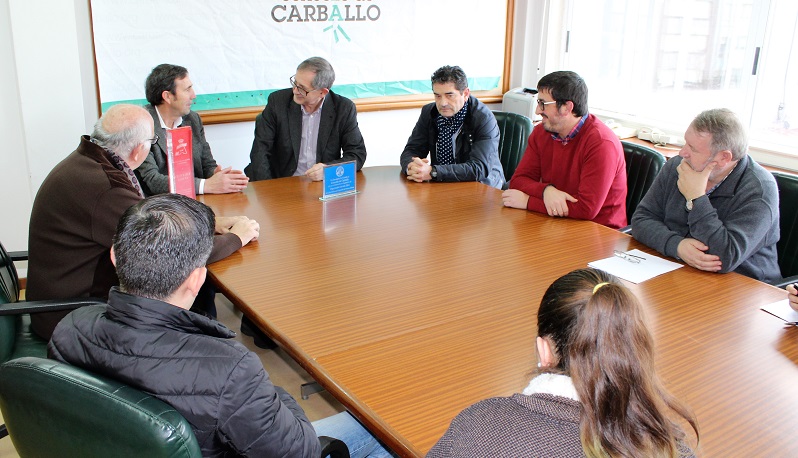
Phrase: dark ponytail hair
[{"left": 537, "top": 268, "right": 698, "bottom": 457}]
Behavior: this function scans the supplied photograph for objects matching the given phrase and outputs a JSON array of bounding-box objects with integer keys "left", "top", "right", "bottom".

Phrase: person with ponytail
[{"left": 427, "top": 268, "right": 698, "bottom": 457}]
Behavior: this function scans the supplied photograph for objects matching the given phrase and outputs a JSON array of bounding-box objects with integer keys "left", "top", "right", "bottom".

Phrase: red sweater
[{"left": 509, "top": 114, "right": 627, "bottom": 229}]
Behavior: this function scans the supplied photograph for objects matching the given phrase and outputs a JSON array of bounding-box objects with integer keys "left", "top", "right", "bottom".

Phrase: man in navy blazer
[{"left": 245, "top": 57, "right": 367, "bottom": 181}]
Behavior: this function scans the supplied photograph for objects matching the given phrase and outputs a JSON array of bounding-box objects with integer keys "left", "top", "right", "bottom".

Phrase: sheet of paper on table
[
  {"left": 588, "top": 249, "right": 683, "bottom": 284},
  {"left": 761, "top": 299, "right": 798, "bottom": 325}
]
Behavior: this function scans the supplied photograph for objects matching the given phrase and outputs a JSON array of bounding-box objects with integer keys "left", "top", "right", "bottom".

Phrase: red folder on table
[{"left": 166, "top": 126, "right": 195, "bottom": 198}]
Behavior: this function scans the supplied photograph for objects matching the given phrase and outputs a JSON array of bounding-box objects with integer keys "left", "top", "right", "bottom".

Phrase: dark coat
[
  {"left": 48, "top": 289, "right": 321, "bottom": 458},
  {"left": 245, "top": 89, "right": 367, "bottom": 180},
  {"left": 400, "top": 96, "right": 504, "bottom": 190},
  {"left": 26, "top": 137, "right": 241, "bottom": 339}
]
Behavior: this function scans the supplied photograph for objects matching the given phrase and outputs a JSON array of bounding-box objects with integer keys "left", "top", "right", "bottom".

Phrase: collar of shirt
[
  {"left": 707, "top": 159, "right": 740, "bottom": 196},
  {"left": 154, "top": 105, "right": 184, "bottom": 130},
  {"left": 300, "top": 96, "right": 326, "bottom": 116},
  {"left": 521, "top": 373, "right": 579, "bottom": 401},
  {"left": 551, "top": 113, "right": 588, "bottom": 146}
]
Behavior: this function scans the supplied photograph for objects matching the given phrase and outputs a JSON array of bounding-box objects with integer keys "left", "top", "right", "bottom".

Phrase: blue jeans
[{"left": 312, "top": 412, "right": 393, "bottom": 458}]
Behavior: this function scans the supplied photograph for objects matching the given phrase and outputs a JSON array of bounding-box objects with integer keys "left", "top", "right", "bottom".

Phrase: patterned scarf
[
  {"left": 435, "top": 102, "right": 469, "bottom": 165},
  {"left": 91, "top": 137, "right": 145, "bottom": 198}
]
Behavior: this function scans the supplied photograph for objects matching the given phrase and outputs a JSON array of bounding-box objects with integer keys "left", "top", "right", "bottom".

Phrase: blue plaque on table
[{"left": 320, "top": 161, "right": 358, "bottom": 201}]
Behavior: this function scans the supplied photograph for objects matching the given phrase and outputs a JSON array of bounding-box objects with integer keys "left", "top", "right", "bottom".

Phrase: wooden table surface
[{"left": 201, "top": 166, "right": 797, "bottom": 457}]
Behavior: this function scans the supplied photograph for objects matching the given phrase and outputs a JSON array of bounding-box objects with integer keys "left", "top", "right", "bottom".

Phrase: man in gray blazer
[
  {"left": 245, "top": 57, "right": 367, "bottom": 181},
  {"left": 136, "top": 63, "right": 249, "bottom": 196}
]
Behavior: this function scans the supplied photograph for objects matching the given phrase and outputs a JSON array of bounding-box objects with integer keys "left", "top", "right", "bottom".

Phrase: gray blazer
[
  {"left": 136, "top": 104, "right": 218, "bottom": 195},
  {"left": 245, "top": 88, "right": 367, "bottom": 180}
]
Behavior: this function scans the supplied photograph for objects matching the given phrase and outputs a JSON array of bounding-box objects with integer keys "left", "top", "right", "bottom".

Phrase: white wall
[
  {"left": 1, "top": 0, "right": 94, "bottom": 252},
  {"left": 0, "top": 0, "right": 30, "bottom": 252},
  {"left": 0, "top": 0, "right": 535, "bottom": 252}
]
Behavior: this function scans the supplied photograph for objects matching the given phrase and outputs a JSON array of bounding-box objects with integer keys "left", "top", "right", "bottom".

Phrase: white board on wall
[{"left": 90, "top": 0, "right": 510, "bottom": 113}]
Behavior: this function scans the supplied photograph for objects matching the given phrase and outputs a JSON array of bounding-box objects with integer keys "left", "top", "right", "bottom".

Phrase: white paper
[
  {"left": 588, "top": 249, "right": 683, "bottom": 284},
  {"left": 760, "top": 299, "right": 798, "bottom": 325}
]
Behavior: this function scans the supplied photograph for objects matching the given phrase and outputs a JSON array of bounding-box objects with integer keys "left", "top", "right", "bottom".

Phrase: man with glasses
[
  {"left": 632, "top": 108, "right": 780, "bottom": 282},
  {"left": 136, "top": 63, "right": 249, "bottom": 196},
  {"left": 245, "top": 56, "right": 366, "bottom": 181},
  {"left": 501, "top": 71, "right": 627, "bottom": 229},
  {"left": 26, "top": 104, "right": 259, "bottom": 339},
  {"left": 400, "top": 65, "right": 504, "bottom": 190}
]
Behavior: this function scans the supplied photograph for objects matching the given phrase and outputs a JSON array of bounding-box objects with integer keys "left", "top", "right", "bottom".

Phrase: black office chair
[
  {"left": 0, "top": 241, "right": 104, "bottom": 439},
  {"left": 772, "top": 172, "right": 798, "bottom": 288},
  {"left": 492, "top": 110, "right": 533, "bottom": 186},
  {"left": 621, "top": 140, "right": 666, "bottom": 225}
]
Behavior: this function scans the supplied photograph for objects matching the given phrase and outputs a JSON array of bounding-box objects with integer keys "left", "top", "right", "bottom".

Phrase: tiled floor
[{"left": 0, "top": 294, "right": 343, "bottom": 456}]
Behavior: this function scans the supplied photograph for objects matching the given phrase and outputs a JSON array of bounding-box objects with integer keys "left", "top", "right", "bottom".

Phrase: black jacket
[
  {"left": 400, "top": 95, "right": 504, "bottom": 189},
  {"left": 48, "top": 288, "right": 321, "bottom": 458},
  {"left": 245, "top": 88, "right": 367, "bottom": 181}
]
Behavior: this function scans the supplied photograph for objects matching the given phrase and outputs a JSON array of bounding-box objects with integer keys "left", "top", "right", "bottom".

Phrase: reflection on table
[{"left": 201, "top": 166, "right": 796, "bottom": 457}]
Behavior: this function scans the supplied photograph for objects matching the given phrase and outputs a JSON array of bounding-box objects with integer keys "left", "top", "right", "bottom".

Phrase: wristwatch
[
  {"left": 430, "top": 166, "right": 438, "bottom": 181},
  {"left": 685, "top": 196, "right": 701, "bottom": 211}
]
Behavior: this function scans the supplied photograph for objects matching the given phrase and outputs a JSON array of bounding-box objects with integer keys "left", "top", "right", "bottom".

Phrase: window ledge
[{"left": 592, "top": 110, "right": 798, "bottom": 172}]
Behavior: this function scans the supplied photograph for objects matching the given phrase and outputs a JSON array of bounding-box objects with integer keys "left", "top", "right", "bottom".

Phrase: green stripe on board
[{"left": 100, "top": 77, "right": 501, "bottom": 112}]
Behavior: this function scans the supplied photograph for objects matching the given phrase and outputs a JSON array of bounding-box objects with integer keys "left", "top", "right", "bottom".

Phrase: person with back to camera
[
  {"left": 427, "top": 268, "right": 699, "bottom": 457},
  {"left": 49, "top": 193, "right": 392, "bottom": 457}
]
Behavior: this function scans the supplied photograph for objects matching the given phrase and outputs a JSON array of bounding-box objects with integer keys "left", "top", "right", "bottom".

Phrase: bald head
[
  {"left": 92, "top": 104, "right": 154, "bottom": 165},
  {"left": 101, "top": 104, "right": 151, "bottom": 136}
]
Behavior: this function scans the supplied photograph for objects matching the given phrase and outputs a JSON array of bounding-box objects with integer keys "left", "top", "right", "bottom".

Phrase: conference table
[{"left": 200, "top": 166, "right": 797, "bottom": 457}]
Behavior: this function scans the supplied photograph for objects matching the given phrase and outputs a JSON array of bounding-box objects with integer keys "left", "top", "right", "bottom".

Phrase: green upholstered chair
[
  {"left": 0, "top": 357, "right": 351, "bottom": 457},
  {"left": 621, "top": 140, "right": 666, "bottom": 225},
  {"left": 772, "top": 172, "right": 798, "bottom": 288},
  {"left": 0, "top": 357, "right": 202, "bottom": 457},
  {"left": 492, "top": 110, "right": 533, "bottom": 186},
  {"left": 0, "top": 241, "right": 103, "bottom": 439}
]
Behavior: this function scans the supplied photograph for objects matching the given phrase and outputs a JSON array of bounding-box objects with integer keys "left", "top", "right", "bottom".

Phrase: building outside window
[{"left": 561, "top": 0, "right": 796, "bottom": 156}]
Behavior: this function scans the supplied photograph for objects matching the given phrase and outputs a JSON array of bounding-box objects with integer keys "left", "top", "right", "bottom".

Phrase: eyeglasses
[
  {"left": 145, "top": 133, "right": 159, "bottom": 145},
  {"left": 289, "top": 75, "right": 316, "bottom": 97},
  {"left": 613, "top": 250, "right": 645, "bottom": 264},
  {"left": 537, "top": 99, "right": 557, "bottom": 110}
]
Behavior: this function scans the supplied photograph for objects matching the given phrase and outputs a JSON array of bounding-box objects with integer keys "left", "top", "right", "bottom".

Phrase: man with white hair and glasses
[
  {"left": 245, "top": 56, "right": 367, "bottom": 182},
  {"left": 26, "top": 104, "right": 258, "bottom": 339}
]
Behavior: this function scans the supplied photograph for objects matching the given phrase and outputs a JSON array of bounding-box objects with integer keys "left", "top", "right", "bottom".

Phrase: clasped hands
[
  {"left": 215, "top": 216, "right": 260, "bottom": 246},
  {"left": 406, "top": 157, "right": 432, "bottom": 182},
  {"left": 205, "top": 166, "right": 249, "bottom": 194}
]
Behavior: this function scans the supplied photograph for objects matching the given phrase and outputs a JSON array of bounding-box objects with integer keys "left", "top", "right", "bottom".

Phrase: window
[{"left": 561, "top": 0, "right": 797, "bottom": 155}]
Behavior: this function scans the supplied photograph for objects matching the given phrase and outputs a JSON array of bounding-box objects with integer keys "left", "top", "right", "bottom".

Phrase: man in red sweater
[{"left": 501, "top": 71, "right": 627, "bottom": 229}]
